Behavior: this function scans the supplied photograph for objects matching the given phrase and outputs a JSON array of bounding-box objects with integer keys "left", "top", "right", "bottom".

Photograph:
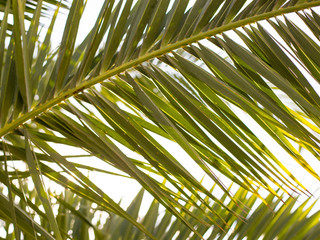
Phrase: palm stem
[{"left": 0, "top": 0, "right": 319, "bottom": 138}]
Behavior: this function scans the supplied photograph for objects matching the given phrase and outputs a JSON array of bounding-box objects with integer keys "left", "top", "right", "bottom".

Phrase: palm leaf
[
  {"left": 0, "top": 0, "right": 69, "bottom": 16},
  {"left": 1, "top": 0, "right": 320, "bottom": 238},
  {"left": 0, "top": 0, "right": 69, "bottom": 33}
]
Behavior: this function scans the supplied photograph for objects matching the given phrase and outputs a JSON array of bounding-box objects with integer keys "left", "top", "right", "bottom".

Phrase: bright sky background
[
  {"left": 0, "top": 0, "right": 320, "bottom": 240},
  {"left": 1, "top": 1, "right": 320, "bottom": 239},
  {"left": 45, "top": 0, "right": 320, "bottom": 217}
]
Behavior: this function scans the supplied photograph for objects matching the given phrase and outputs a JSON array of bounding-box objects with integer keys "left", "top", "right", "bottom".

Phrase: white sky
[
  {"left": 0, "top": 0, "right": 314, "bottom": 223},
  {"left": 45, "top": 0, "right": 320, "bottom": 209},
  {"left": 1, "top": 1, "right": 320, "bottom": 239}
]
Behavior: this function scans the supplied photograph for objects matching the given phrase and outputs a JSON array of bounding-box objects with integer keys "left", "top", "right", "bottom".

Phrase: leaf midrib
[{"left": 1, "top": 1, "right": 319, "bottom": 137}]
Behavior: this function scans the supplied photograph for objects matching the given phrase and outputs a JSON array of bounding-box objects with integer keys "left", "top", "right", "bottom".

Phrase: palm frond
[
  {"left": 1, "top": 0, "right": 320, "bottom": 238},
  {"left": 0, "top": 0, "right": 69, "bottom": 33}
]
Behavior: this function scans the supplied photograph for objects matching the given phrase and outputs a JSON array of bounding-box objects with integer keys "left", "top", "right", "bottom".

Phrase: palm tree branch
[{"left": 1, "top": 0, "right": 319, "bottom": 138}]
